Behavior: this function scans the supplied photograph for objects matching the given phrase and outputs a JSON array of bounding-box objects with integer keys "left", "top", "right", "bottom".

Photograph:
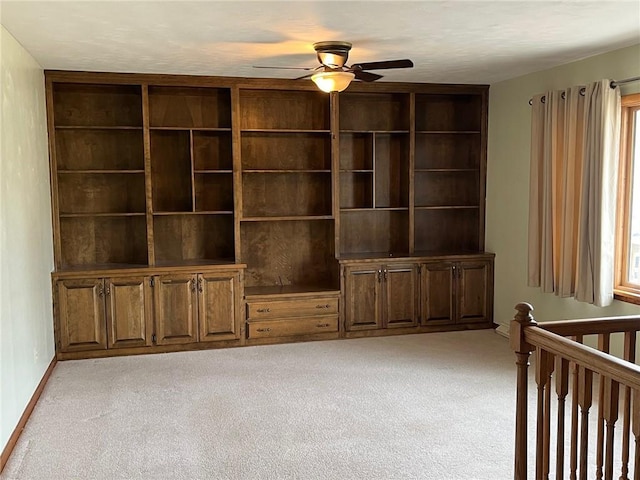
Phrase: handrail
[
  {"left": 510, "top": 302, "right": 640, "bottom": 480},
  {"left": 524, "top": 326, "right": 640, "bottom": 389},
  {"left": 537, "top": 316, "right": 640, "bottom": 336}
]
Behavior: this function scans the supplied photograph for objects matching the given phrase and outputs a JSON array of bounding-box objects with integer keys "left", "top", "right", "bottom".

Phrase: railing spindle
[
  {"left": 632, "top": 389, "right": 639, "bottom": 480},
  {"left": 578, "top": 366, "right": 594, "bottom": 480},
  {"left": 571, "top": 334, "right": 584, "bottom": 480},
  {"left": 555, "top": 356, "right": 570, "bottom": 479},
  {"left": 536, "top": 349, "right": 554, "bottom": 480},
  {"left": 602, "top": 376, "right": 620, "bottom": 480},
  {"left": 597, "top": 334, "right": 612, "bottom": 480},
  {"left": 620, "top": 331, "right": 636, "bottom": 480}
]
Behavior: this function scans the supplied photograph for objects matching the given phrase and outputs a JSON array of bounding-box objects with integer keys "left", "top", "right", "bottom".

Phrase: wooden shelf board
[
  {"left": 415, "top": 130, "right": 481, "bottom": 134},
  {"left": 59, "top": 212, "right": 146, "bottom": 218},
  {"left": 340, "top": 130, "right": 410, "bottom": 134},
  {"left": 337, "top": 251, "right": 412, "bottom": 262},
  {"left": 244, "top": 285, "right": 340, "bottom": 299},
  {"left": 55, "top": 125, "right": 142, "bottom": 130},
  {"left": 58, "top": 169, "right": 145, "bottom": 174},
  {"left": 340, "top": 170, "right": 374, "bottom": 173},
  {"left": 244, "top": 285, "right": 340, "bottom": 300},
  {"left": 149, "top": 126, "right": 232, "bottom": 131},
  {"left": 54, "top": 260, "right": 245, "bottom": 276},
  {"left": 241, "top": 215, "right": 333, "bottom": 222},
  {"left": 242, "top": 169, "right": 331, "bottom": 174},
  {"left": 241, "top": 129, "right": 330, "bottom": 134},
  {"left": 338, "top": 250, "right": 493, "bottom": 263},
  {"left": 56, "top": 263, "right": 150, "bottom": 272},
  {"left": 414, "top": 168, "right": 478, "bottom": 173},
  {"left": 153, "top": 211, "right": 233, "bottom": 216},
  {"left": 415, "top": 205, "right": 480, "bottom": 210},
  {"left": 193, "top": 170, "right": 233, "bottom": 174},
  {"left": 340, "top": 207, "right": 409, "bottom": 212}
]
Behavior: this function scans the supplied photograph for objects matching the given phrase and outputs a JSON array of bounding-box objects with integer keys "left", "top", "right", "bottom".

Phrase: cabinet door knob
[
  {"left": 257, "top": 308, "right": 271, "bottom": 313},
  {"left": 315, "top": 304, "right": 330, "bottom": 309},
  {"left": 197, "top": 278, "right": 203, "bottom": 293},
  {"left": 256, "top": 327, "right": 271, "bottom": 333},
  {"left": 97, "top": 285, "right": 104, "bottom": 297},
  {"left": 190, "top": 279, "right": 197, "bottom": 292},
  {"left": 316, "top": 323, "right": 330, "bottom": 328}
]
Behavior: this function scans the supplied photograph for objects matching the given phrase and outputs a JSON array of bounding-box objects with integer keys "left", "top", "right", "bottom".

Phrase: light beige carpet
[{"left": 3, "top": 330, "right": 520, "bottom": 479}]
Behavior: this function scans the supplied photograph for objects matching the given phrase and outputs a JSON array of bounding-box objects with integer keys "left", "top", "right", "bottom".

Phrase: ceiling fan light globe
[{"left": 311, "top": 71, "right": 355, "bottom": 93}]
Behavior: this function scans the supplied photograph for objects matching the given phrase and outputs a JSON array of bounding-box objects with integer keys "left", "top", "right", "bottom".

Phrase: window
[{"left": 615, "top": 93, "right": 640, "bottom": 304}]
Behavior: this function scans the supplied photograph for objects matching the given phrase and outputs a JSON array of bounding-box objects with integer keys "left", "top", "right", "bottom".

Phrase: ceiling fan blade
[
  {"left": 294, "top": 73, "right": 314, "bottom": 80},
  {"left": 253, "top": 66, "right": 316, "bottom": 70},
  {"left": 353, "top": 70, "right": 383, "bottom": 82},
  {"left": 351, "top": 59, "right": 414, "bottom": 71}
]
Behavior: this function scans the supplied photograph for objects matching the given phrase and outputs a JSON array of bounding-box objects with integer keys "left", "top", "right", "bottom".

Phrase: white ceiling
[{"left": 1, "top": 1, "right": 639, "bottom": 84}]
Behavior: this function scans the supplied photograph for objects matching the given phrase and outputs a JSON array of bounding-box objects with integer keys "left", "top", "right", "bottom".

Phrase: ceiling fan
[{"left": 253, "top": 41, "right": 414, "bottom": 92}]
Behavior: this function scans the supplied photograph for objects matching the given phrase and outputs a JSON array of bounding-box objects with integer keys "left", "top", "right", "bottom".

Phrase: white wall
[
  {"left": 487, "top": 43, "right": 640, "bottom": 332},
  {"left": 0, "top": 25, "right": 54, "bottom": 453}
]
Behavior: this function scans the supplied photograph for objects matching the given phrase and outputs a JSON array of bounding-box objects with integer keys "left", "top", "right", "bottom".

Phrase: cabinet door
[
  {"left": 198, "top": 272, "right": 240, "bottom": 342},
  {"left": 154, "top": 274, "right": 198, "bottom": 345},
  {"left": 105, "top": 276, "right": 153, "bottom": 348},
  {"left": 457, "top": 261, "right": 491, "bottom": 324},
  {"left": 383, "top": 264, "right": 418, "bottom": 328},
  {"left": 420, "top": 263, "right": 455, "bottom": 325},
  {"left": 56, "top": 278, "right": 107, "bottom": 352},
  {"left": 344, "top": 266, "right": 382, "bottom": 331}
]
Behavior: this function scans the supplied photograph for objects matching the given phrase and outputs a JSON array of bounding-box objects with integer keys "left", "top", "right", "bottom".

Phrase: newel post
[{"left": 510, "top": 302, "right": 537, "bottom": 480}]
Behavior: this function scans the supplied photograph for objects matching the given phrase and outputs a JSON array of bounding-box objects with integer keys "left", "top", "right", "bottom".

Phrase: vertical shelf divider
[
  {"left": 189, "top": 130, "right": 196, "bottom": 213},
  {"left": 331, "top": 92, "right": 341, "bottom": 258},
  {"left": 409, "top": 92, "right": 416, "bottom": 255},
  {"left": 371, "top": 132, "right": 377, "bottom": 209},
  {"left": 45, "top": 76, "right": 63, "bottom": 270},
  {"left": 142, "top": 84, "right": 156, "bottom": 266},
  {"left": 232, "top": 86, "right": 243, "bottom": 264}
]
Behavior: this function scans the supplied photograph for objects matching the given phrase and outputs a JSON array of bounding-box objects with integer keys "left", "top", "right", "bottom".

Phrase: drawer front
[
  {"left": 247, "top": 297, "right": 338, "bottom": 319},
  {"left": 248, "top": 316, "right": 338, "bottom": 339}
]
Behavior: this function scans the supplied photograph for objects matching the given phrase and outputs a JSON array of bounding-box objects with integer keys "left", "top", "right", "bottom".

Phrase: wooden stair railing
[{"left": 511, "top": 302, "right": 640, "bottom": 480}]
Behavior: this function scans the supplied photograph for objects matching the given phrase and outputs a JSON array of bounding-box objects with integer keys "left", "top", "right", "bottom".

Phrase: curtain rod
[
  {"left": 528, "top": 75, "right": 640, "bottom": 105},
  {"left": 611, "top": 75, "right": 640, "bottom": 88}
]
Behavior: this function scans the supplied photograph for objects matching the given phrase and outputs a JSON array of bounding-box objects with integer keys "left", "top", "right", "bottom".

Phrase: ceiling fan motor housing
[{"left": 313, "top": 41, "right": 352, "bottom": 69}]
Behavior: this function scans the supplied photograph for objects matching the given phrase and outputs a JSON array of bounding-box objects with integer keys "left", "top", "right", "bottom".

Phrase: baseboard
[
  {"left": 495, "top": 322, "right": 510, "bottom": 339},
  {"left": 0, "top": 356, "right": 57, "bottom": 473}
]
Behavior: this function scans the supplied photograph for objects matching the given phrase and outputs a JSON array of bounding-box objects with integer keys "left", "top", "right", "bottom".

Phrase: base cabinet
[
  {"left": 420, "top": 260, "right": 493, "bottom": 326},
  {"left": 56, "top": 278, "right": 107, "bottom": 352},
  {"left": 54, "top": 266, "right": 244, "bottom": 357},
  {"left": 56, "top": 276, "right": 152, "bottom": 352},
  {"left": 153, "top": 271, "right": 243, "bottom": 345},
  {"left": 198, "top": 272, "right": 241, "bottom": 342},
  {"left": 343, "top": 263, "right": 419, "bottom": 331},
  {"left": 154, "top": 274, "right": 198, "bottom": 345}
]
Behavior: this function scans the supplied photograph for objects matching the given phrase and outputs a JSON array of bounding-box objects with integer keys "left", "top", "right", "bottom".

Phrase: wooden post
[{"left": 511, "top": 302, "right": 537, "bottom": 480}]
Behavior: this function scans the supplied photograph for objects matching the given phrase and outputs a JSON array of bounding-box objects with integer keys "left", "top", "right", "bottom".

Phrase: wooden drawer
[
  {"left": 247, "top": 297, "right": 338, "bottom": 319},
  {"left": 247, "top": 316, "right": 338, "bottom": 339}
]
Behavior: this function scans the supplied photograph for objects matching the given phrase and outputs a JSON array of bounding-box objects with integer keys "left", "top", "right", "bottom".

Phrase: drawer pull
[
  {"left": 316, "top": 323, "right": 331, "bottom": 328},
  {"left": 315, "top": 304, "right": 330, "bottom": 309},
  {"left": 256, "top": 327, "right": 271, "bottom": 333},
  {"left": 257, "top": 308, "right": 271, "bottom": 313}
]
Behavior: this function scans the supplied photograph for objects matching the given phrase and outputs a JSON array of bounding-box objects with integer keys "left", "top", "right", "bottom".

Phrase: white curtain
[{"left": 528, "top": 79, "right": 621, "bottom": 306}]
